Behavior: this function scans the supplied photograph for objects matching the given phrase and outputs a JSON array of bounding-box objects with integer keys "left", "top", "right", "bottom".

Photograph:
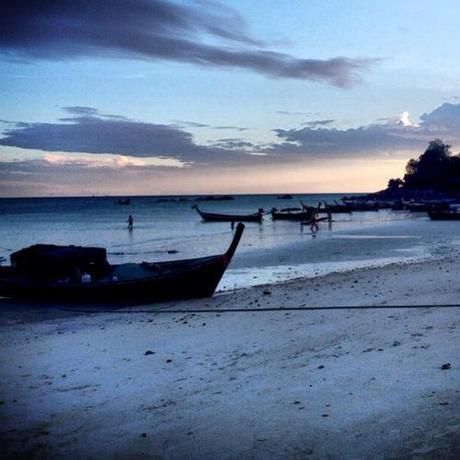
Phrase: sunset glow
[{"left": 2, "top": 1, "right": 460, "bottom": 196}]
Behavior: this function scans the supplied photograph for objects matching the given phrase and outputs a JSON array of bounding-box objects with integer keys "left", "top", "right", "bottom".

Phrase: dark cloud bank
[
  {"left": 0, "top": 107, "right": 252, "bottom": 165},
  {"left": 0, "top": 0, "right": 376, "bottom": 87},
  {"left": 3, "top": 104, "right": 460, "bottom": 167}
]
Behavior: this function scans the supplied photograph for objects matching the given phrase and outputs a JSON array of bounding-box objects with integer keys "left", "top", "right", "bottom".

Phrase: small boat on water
[
  {"left": 271, "top": 207, "right": 316, "bottom": 221},
  {"left": 302, "top": 200, "right": 350, "bottom": 214},
  {"left": 0, "top": 224, "right": 245, "bottom": 303},
  {"left": 341, "top": 200, "right": 379, "bottom": 212},
  {"left": 192, "top": 205, "right": 263, "bottom": 223},
  {"left": 117, "top": 198, "right": 131, "bottom": 205},
  {"left": 195, "top": 195, "right": 234, "bottom": 201}
]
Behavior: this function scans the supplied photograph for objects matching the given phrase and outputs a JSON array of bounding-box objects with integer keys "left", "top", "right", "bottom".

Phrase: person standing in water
[{"left": 127, "top": 214, "right": 134, "bottom": 230}]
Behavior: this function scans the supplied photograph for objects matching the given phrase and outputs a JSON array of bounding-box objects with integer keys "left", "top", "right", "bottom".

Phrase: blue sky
[{"left": 2, "top": 0, "right": 460, "bottom": 196}]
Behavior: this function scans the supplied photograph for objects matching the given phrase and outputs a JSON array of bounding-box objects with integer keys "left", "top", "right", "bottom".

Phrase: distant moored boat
[
  {"left": 428, "top": 210, "right": 460, "bottom": 220},
  {"left": 271, "top": 207, "right": 315, "bottom": 221},
  {"left": 192, "top": 205, "right": 263, "bottom": 222}
]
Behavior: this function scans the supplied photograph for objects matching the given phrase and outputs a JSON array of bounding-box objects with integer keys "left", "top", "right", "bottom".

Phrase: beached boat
[
  {"left": 0, "top": 224, "right": 245, "bottom": 303},
  {"left": 192, "top": 205, "right": 263, "bottom": 222}
]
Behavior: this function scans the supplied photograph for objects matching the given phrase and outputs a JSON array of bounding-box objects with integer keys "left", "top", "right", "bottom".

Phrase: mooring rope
[{"left": 60, "top": 303, "right": 460, "bottom": 315}]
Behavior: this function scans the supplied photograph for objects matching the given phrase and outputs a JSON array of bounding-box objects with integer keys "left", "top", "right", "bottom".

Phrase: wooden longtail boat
[
  {"left": 271, "top": 207, "right": 316, "bottom": 221},
  {"left": 0, "top": 224, "right": 245, "bottom": 303},
  {"left": 302, "top": 200, "right": 351, "bottom": 214},
  {"left": 192, "top": 205, "right": 263, "bottom": 222}
]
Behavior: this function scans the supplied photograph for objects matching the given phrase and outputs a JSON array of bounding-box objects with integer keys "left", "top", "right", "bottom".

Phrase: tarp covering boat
[{"left": 10, "top": 245, "right": 109, "bottom": 281}]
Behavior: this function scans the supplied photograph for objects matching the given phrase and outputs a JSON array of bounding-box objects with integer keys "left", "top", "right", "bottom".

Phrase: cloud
[
  {"left": 213, "top": 138, "right": 254, "bottom": 150},
  {"left": 276, "top": 110, "right": 316, "bottom": 117},
  {"left": 5, "top": 102, "right": 460, "bottom": 197},
  {"left": 265, "top": 103, "right": 460, "bottom": 157},
  {"left": 61, "top": 106, "right": 99, "bottom": 116},
  {"left": 302, "top": 119, "right": 335, "bottom": 128},
  {"left": 0, "top": 157, "right": 187, "bottom": 196},
  {"left": 396, "top": 111, "right": 419, "bottom": 128},
  {"left": 267, "top": 124, "right": 424, "bottom": 157},
  {"left": 171, "top": 120, "right": 209, "bottom": 128},
  {"left": 170, "top": 120, "right": 249, "bottom": 131},
  {"left": 0, "top": 0, "right": 377, "bottom": 87},
  {"left": 377, "top": 111, "right": 419, "bottom": 128},
  {"left": 419, "top": 103, "right": 460, "bottom": 131},
  {"left": 41, "top": 152, "right": 184, "bottom": 168},
  {"left": 4, "top": 103, "right": 460, "bottom": 171},
  {"left": 213, "top": 126, "right": 249, "bottom": 132},
  {"left": 0, "top": 106, "right": 254, "bottom": 165}
]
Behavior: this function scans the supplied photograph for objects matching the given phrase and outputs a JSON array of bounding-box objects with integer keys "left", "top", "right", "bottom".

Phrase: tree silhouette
[
  {"left": 396, "top": 139, "right": 460, "bottom": 193},
  {"left": 387, "top": 178, "right": 404, "bottom": 190}
]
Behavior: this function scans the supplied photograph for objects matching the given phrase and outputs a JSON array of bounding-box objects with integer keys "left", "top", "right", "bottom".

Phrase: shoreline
[
  {"left": 219, "top": 251, "right": 432, "bottom": 292},
  {"left": 1, "top": 255, "right": 459, "bottom": 459}
]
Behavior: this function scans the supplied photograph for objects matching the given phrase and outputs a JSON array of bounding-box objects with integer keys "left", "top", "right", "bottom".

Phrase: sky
[{"left": 2, "top": 0, "right": 460, "bottom": 197}]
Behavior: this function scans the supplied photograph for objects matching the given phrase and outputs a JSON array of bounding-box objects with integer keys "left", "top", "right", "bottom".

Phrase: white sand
[{"left": 0, "top": 256, "right": 459, "bottom": 459}]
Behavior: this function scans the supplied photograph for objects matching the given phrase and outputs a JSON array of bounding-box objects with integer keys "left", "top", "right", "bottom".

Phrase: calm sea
[{"left": 0, "top": 194, "right": 444, "bottom": 290}]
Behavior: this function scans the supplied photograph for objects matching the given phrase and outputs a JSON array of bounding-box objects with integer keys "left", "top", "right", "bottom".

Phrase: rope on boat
[{"left": 61, "top": 303, "right": 460, "bottom": 315}]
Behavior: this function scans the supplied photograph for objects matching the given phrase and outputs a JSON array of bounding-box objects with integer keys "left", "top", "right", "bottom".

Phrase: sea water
[{"left": 0, "top": 194, "right": 458, "bottom": 291}]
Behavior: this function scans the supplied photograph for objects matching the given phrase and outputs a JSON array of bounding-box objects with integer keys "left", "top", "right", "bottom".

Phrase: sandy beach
[
  {"left": 4, "top": 0, "right": 460, "bottom": 458},
  {"left": 0, "top": 252, "right": 459, "bottom": 459}
]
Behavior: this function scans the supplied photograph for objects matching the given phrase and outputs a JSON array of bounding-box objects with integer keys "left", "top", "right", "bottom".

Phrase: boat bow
[{"left": 224, "top": 222, "right": 245, "bottom": 264}]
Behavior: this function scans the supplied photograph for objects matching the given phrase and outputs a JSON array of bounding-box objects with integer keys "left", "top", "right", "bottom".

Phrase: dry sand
[{"left": 0, "top": 255, "right": 459, "bottom": 459}]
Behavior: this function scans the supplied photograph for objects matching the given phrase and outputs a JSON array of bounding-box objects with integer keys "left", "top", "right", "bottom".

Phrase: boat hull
[
  {"left": 0, "top": 224, "right": 245, "bottom": 304},
  {"left": 200, "top": 213, "right": 262, "bottom": 222},
  {"left": 0, "top": 256, "right": 227, "bottom": 303},
  {"left": 193, "top": 206, "right": 262, "bottom": 222}
]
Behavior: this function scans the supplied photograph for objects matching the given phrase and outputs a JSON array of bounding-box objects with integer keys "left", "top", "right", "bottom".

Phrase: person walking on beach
[
  {"left": 127, "top": 214, "right": 134, "bottom": 230},
  {"left": 310, "top": 218, "right": 319, "bottom": 234},
  {"left": 308, "top": 206, "right": 319, "bottom": 233}
]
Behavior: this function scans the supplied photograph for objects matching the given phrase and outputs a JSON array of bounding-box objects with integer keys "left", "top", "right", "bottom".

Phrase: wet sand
[{"left": 0, "top": 255, "right": 459, "bottom": 459}]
